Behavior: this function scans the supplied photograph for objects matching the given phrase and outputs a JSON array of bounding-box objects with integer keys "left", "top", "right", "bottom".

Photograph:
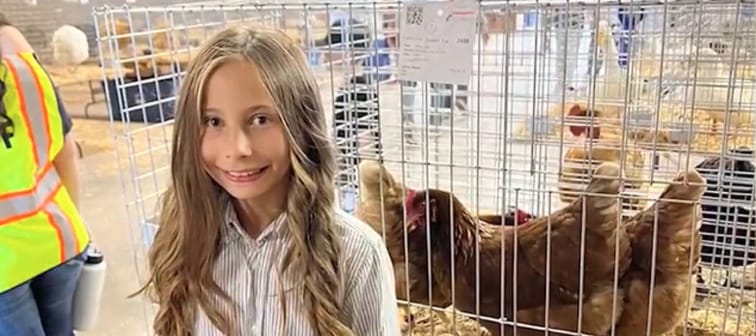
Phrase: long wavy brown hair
[{"left": 132, "top": 25, "right": 352, "bottom": 336}]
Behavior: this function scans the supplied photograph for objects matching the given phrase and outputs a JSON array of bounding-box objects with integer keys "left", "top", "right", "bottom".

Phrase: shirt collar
[{"left": 221, "top": 195, "right": 288, "bottom": 244}]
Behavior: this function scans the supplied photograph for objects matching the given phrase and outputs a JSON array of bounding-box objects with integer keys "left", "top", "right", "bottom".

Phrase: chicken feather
[
  {"left": 613, "top": 169, "right": 706, "bottom": 336},
  {"left": 403, "top": 162, "right": 630, "bottom": 335},
  {"left": 512, "top": 168, "right": 706, "bottom": 336},
  {"left": 355, "top": 160, "right": 452, "bottom": 330}
]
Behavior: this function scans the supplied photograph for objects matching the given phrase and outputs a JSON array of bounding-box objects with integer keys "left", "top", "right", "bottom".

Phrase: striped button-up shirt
[{"left": 194, "top": 199, "right": 401, "bottom": 335}]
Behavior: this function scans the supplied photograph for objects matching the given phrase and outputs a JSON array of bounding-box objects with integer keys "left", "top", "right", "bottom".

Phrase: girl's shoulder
[
  {"left": 331, "top": 209, "right": 388, "bottom": 260},
  {"left": 332, "top": 209, "right": 384, "bottom": 245}
]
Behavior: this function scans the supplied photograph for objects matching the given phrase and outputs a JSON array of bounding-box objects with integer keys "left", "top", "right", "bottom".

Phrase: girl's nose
[{"left": 225, "top": 129, "right": 253, "bottom": 158}]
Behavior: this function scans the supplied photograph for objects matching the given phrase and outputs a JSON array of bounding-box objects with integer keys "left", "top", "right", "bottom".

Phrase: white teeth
[
  {"left": 228, "top": 171, "right": 253, "bottom": 177},
  {"left": 227, "top": 168, "right": 265, "bottom": 177}
]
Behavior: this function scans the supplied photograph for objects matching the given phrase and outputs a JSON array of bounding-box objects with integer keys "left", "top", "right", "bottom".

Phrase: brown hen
[
  {"left": 613, "top": 170, "right": 706, "bottom": 336},
  {"left": 403, "top": 162, "right": 631, "bottom": 335},
  {"left": 355, "top": 160, "right": 451, "bottom": 330},
  {"left": 559, "top": 104, "right": 647, "bottom": 213}
]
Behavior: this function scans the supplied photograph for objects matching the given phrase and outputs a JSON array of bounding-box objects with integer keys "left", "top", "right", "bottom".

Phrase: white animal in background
[
  {"left": 687, "top": 46, "right": 754, "bottom": 107},
  {"left": 671, "top": 44, "right": 756, "bottom": 130},
  {"left": 565, "top": 20, "right": 648, "bottom": 103},
  {"left": 51, "top": 25, "right": 90, "bottom": 73},
  {"left": 592, "top": 20, "right": 646, "bottom": 103}
]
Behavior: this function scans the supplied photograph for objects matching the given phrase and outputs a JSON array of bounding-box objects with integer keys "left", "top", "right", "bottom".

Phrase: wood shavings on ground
[
  {"left": 669, "top": 264, "right": 755, "bottom": 336},
  {"left": 674, "top": 305, "right": 755, "bottom": 336},
  {"left": 675, "top": 265, "right": 756, "bottom": 336},
  {"left": 398, "top": 266, "right": 754, "bottom": 336},
  {"left": 401, "top": 300, "right": 754, "bottom": 336},
  {"left": 400, "top": 306, "right": 491, "bottom": 335},
  {"left": 656, "top": 105, "right": 755, "bottom": 153}
]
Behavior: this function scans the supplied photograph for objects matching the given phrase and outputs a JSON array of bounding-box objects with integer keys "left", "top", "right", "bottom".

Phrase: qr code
[{"left": 405, "top": 5, "right": 424, "bottom": 26}]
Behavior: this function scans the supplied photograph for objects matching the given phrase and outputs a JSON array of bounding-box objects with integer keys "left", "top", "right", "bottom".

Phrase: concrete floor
[{"left": 76, "top": 148, "right": 153, "bottom": 336}]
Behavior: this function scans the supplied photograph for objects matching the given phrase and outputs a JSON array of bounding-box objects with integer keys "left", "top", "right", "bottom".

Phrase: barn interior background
[{"left": 1, "top": 0, "right": 754, "bottom": 335}]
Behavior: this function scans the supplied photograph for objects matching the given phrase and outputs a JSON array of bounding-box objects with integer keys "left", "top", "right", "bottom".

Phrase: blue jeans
[{"left": 0, "top": 252, "right": 86, "bottom": 336}]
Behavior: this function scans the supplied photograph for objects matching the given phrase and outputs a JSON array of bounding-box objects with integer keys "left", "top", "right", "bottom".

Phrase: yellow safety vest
[{"left": 0, "top": 52, "right": 91, "bottom": 293}]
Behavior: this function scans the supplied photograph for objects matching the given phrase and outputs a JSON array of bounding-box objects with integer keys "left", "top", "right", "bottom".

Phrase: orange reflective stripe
[{"left": 2, "top": 54, "right": 50, "bottom": 169}]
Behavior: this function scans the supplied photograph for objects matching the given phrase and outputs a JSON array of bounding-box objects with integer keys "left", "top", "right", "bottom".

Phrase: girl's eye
[
  {"left": 203, "top": 117, "right": 221, "bottom": 127},
  {"left": 251, "top": 115, "right": 269, "bottom": 126}
]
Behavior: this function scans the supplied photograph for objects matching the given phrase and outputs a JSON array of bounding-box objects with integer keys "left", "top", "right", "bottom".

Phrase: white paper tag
[{"left": 398, "top": 0, "right": 480, "bottom": 86}]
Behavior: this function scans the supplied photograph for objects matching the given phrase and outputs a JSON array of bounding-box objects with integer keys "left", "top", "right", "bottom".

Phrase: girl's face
[{"left": 200, "top": 58, "right": 291, "bottom": 203}]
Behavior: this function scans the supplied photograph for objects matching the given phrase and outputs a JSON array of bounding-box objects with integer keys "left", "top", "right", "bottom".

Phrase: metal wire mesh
[{"left": 94, "top": 0, "right": 755, "bottom": 335}]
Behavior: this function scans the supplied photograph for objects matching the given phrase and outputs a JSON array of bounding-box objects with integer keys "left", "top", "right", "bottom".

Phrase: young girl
[{"left": 135, "top": 26, "right": 400, "bottom": 335}]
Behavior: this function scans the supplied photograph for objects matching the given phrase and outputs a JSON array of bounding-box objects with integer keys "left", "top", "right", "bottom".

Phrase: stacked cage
[{"left": 95, "top": 0, "right": 755, "bottom": 335}]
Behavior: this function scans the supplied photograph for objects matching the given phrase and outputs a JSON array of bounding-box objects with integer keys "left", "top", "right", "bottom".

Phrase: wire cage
[{"left": 93, "top": 0, "right": 755, "bottom": 335}]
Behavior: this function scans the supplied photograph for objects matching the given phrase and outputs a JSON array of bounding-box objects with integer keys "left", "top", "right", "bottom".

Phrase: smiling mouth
[{"left": 223, "top": 166, "right": 269, "bottom": 182}]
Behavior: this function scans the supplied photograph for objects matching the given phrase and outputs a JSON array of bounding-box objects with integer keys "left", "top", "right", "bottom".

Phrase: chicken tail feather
[
  {"left": 582, "top": 162, "right": 623, "bottom": 212},
  {"left": 358, "top": 160, "right": 402, "bottom": 200},
  {"left": 653, "top": 170, "right": 706, "bottom": 236},
  {"left": 565, "top": 162, "right": 623, "bottom": 238},
  {"left": 659, "top": 170, "right": 706, "bottom": 203}
]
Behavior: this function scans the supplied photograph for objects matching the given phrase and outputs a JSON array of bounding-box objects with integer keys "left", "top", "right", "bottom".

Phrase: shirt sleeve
[
  {"left": 342, "top": 234, "right": 401, "bottom": 335},
  {"left": 53, "top": 85, "right": 73, "bottom": 137}
]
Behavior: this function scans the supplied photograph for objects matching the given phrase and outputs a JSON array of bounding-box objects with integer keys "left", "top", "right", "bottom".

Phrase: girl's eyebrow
[
  {"left": 245, "top": 105, "right": 273, "bottom": 113},
  {"left": 202, "top": 104, "right": 273, "bottom": 115}
]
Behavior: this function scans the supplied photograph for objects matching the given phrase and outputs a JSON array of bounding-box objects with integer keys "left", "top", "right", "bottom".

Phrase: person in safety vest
[{"left": 0, "top": 15, "right": 91, "bottom": 336}]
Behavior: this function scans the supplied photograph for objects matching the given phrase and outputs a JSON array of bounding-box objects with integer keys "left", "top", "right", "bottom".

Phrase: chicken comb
[
  {"left": 567, "top": 104, "right": 587, "bottom": 137},
  {"left": 404, "top": 188, "right": 417, "bottom": 213},
  {"left": 514, "top": 209, "right": 531, "bottom": 224},
  {"left": 404, "top": 188, "right": 421, "bottom": 231},
  {"left": 567, "top": 104, "right": 582, "bottom": 116}
]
